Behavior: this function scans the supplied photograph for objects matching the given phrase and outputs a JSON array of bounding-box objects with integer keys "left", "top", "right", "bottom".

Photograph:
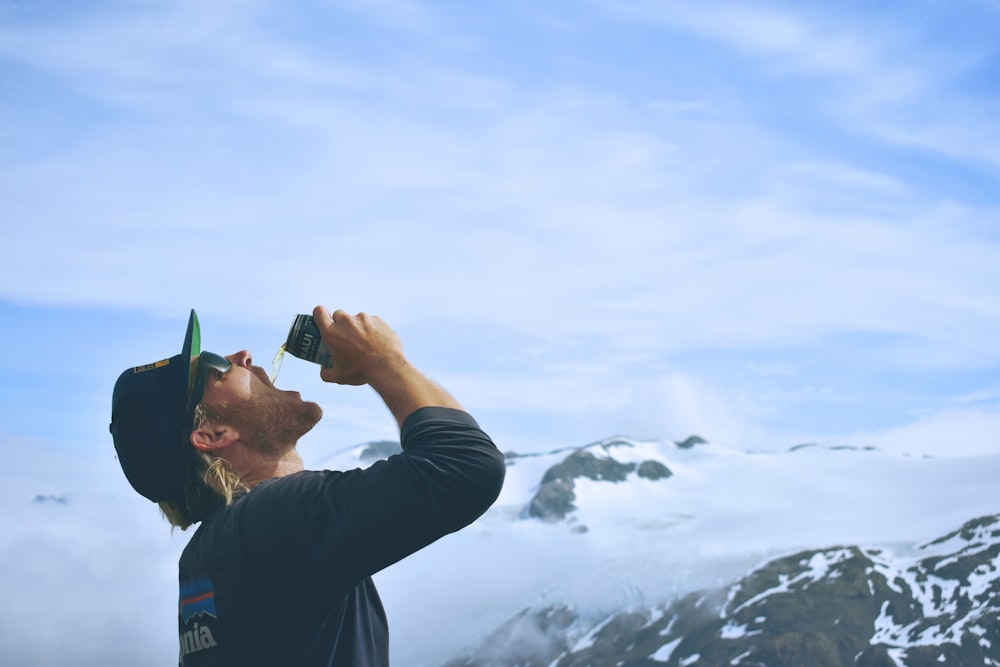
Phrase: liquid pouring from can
[
  {"left": 269, "top": 343, "right": 286, "bottom": 384},
  {"left": 269, "top": 314, "right": 333, "bottom": 384}
]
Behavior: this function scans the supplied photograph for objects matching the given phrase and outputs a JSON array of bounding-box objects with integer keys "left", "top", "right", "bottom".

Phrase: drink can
[{"left": 285, "top": 315, "right": 333, "bottom": 367}]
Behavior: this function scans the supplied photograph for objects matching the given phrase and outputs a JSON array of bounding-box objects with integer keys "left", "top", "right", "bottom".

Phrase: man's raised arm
[{"left": 312, "top": 305, "right": 464, "bottom": 427}]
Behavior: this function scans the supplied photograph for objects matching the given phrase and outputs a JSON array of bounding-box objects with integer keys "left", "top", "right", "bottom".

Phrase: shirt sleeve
[{"left": 237, "top": 407, "right": 506, "bottom": 602}]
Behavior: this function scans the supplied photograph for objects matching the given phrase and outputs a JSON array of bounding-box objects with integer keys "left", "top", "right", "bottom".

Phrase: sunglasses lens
[
  {"left": 190, "top": 352, "right": 231, "bottom": 408},
  {"left": 201, "top": 351, "right": 232, "bottom": 374}
]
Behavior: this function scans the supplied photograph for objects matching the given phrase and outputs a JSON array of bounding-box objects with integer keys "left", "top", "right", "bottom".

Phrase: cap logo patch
[{"left": 133, "top": 358, "right": 171, "bottom": 374}]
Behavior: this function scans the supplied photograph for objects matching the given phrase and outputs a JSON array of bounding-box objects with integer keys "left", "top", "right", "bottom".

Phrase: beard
[{"left": 208, "top": 388, "right": 323, "bottom": 456}]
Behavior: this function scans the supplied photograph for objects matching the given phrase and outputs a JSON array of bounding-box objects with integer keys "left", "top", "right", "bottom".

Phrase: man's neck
[{"left": 229, "top": 443, "right": 306, "bottom": 487}]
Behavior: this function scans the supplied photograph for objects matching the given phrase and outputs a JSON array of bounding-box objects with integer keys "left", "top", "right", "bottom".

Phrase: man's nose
[{"left": 227, "top": 350, "right": 253, "bottom": 368}]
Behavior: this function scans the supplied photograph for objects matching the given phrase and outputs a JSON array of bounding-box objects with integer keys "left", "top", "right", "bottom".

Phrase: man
[{"left": 109, "top": 306, "right": 506, "bottom": 666}]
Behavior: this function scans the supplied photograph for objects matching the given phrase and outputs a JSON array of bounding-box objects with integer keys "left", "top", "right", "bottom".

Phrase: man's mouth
[{"left": 250, "top": 365, "right": 274, "bottom": 387}]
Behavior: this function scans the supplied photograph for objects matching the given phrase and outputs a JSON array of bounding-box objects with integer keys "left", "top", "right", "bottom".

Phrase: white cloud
[
  {"left": 844, "top": 407, "right": 1000, "bottom": 458},
  {"left": 783, "top": 160, "right": 912, "bottom": 199},
  {"left": 632, "top": 372, "right": 773, "bottom": 448},
  {"left": 3, "top": 1, "right": 996, "bottom": 358},
  {"left": 597, "top": 1, "right": 900, "bottom": 77},
  {"left": 597, "top": 0, "right": 1000, "bottom": 169},
  {"left": 0, "top": 435, "right": 183, "bottom": 666}
]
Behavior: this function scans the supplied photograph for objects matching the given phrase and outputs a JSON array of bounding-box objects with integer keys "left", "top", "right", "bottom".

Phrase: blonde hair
[{"left": 157, "top": 403, "right": 250, "bottom": 530}]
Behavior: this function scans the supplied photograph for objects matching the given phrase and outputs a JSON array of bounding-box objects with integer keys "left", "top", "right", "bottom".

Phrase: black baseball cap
[{"left": 110, "top": 310, "right": 216, "bottom": 508}]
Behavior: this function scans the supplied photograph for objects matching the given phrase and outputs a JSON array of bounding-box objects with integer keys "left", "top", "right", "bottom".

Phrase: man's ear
[{"left": 190, "top": 423, "right": 240, "bottom": 453}]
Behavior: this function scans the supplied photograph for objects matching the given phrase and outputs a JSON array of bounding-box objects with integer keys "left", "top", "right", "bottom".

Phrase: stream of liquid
[{"left": 269, "top": 343, "right": 286, "bottom": 384}]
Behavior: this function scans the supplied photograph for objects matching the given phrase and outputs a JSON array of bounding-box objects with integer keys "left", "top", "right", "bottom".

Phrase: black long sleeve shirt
[{"left": 176, "top": 407, "right": 505, "bottom": 666}]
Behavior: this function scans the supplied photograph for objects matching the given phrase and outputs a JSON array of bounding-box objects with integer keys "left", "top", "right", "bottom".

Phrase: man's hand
[
  {"left": 312, "top": 306, "right": 404, "bottom": 386},
  {"left": 312, "top": 306, "right": 463, "bottom": 426}
]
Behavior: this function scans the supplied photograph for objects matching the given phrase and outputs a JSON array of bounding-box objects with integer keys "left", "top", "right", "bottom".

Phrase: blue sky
[
  {"left": 1, "top": 1, "right": 1000, "bottom": 665},
  {"left": 2, "top": 0, "right": 999, "bottom": 469}
]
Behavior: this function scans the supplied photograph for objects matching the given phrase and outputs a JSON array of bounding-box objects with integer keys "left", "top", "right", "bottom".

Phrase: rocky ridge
[
  {"left": 522, "top": 437, "right": 674, "bottom": 523},
  {"left": 445, "top": 513, "right": 1000, "bottom": 667}
]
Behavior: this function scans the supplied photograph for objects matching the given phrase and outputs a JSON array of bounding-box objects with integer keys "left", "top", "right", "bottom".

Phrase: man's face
[{"left": 198, "top": 350, "right": 323, "bottom": 454}]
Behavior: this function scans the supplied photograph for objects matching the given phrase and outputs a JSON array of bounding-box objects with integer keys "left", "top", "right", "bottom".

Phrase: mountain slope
[{"left": 445, "top": 514, "right": 1000, "bottom": 667}]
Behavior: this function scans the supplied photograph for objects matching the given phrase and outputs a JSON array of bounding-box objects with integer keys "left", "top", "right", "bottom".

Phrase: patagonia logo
[
  {"left": 179, "top": 577, "right": 220, "bottom": 659},
  {"left": 179, "top": 576, "right": 217, "bottom": 621}
]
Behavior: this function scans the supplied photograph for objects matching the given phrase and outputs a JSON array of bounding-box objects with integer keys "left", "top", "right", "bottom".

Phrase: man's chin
[
  {"left": 304, "top": 401, "right": 323, "bottom": 427},
  {"left": 292, "top": 400, "right": 323, "bottom": 439}
]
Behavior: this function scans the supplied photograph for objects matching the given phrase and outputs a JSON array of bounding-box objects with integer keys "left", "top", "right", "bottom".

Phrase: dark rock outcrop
[
  {"left": 636, "top": 460, "right": 672, "bottom": 481},
  {"left": 359, "top": 440, "right": 402, "bottom": 462},
  {"left": 526, "top": 448, "right": 673, "bottom": 521},
  {"left": 674, "top": 435, "right": 707, "bottom": 449}
]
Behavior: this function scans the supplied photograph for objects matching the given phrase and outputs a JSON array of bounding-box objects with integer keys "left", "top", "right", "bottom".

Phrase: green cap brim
[{"left": 182, "top": 309, "right": 201, "bottom": 402}]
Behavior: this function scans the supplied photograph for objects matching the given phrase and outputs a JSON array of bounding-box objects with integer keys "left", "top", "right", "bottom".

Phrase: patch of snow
[
  {"left": 731, "top": 649, "right": 752, "bottom": 665},
  {"left": 571, "top": 613, "right": 616, "bottom": 653},
  {"left": 887, "top": 647, "right": 907, "bottom": 665},
  {"left": 720, "top": 621, "right": 760, "bottom": 639},
  {"left": 651, "top": 637, "right": 682, "bottom": 662}
]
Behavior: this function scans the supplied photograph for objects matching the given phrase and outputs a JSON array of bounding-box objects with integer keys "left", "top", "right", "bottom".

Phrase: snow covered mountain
[
  {"left": 319, "top": 434, "right": 1000, "bottom": 667},
  {"left": 444, "top": 514, "right": 1000, "bottom": 666}
]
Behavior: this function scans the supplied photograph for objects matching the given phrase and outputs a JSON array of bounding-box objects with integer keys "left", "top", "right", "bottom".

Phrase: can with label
[{"left": 285, "top": 314, "right": 333, "bottom": 367}]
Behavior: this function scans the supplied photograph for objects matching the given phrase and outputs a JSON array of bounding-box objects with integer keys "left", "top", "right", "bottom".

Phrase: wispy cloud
[
  {"left": 0, "top": 0, "right": 998, "bottom": 453},
  {"left": 597, "top": 0, "right": 1000, "bottom": 168}
]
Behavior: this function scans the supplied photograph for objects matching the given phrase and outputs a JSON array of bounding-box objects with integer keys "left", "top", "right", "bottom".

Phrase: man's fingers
[
  {"left": 319, "top": 364, "right": 366, "bottom": 386},
  {"left": 311, "top": 307, "right": 402, "bottom": 387},
  {"left": 312, "top": 305, "right": 334, "bottom": 328}
]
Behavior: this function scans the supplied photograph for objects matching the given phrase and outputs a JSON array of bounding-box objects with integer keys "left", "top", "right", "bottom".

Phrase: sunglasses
[{"left": 189, "top": 351, "right": 232, "bottom": 409}]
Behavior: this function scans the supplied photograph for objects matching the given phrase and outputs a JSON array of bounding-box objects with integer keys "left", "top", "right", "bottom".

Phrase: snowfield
[{"left": 2, "top": 434, "right": 997, "bottom": 666}]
